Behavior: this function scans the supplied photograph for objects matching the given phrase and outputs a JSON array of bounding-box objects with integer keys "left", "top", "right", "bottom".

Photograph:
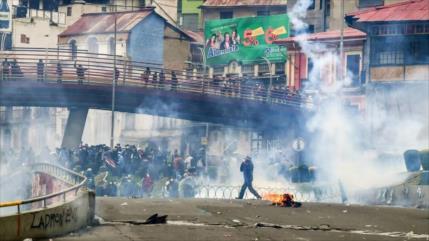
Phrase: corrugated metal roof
[
  {"left": 274, "top": 28, "right": 366, "bottom": 44},
  {"left": 201, "top": 0, "right": 287, "bottom": 8},
  {"left": 346, "top": 0, "right": 429, "bottom": 22},
  {"left": 59, "top": 9, "right": 153, "bottom": 37},
  {"left": 186, "top": 30, "right": 204, "bottom": 44}
]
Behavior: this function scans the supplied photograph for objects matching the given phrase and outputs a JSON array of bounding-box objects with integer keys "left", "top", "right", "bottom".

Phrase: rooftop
[
  {"left": 274, "top": 28, "right": 366, "bottom": 45},
  {"left": 59, "top": 9, "right": 154, "bottom": 37},
  {"left": 346, "top": 0, "right": 429, "bottom": 23},
  {"left": 201, "top": 0, "right": 287, "bottom": 8}
]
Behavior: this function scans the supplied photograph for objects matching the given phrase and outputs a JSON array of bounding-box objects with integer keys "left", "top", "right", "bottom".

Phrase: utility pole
[
  {"left": 262, "top": 57, "right": 272, "bottom": 101},
  {"left": 110, "top": 8, "right": 117, "bottom": 148},
  {"left": 339, "top": 0, "right": 345, "bottom": 82}
]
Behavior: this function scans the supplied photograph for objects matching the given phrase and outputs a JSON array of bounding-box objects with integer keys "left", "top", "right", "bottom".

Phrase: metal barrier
[
  {"left": 194, "top": 184, "right": 341, "bottom": 202},
  {"left": 0, "top": 48, "right": 313, "bottom": 109},
  {"left": 0, "top": 162, "right": 87, "bottom": 214}
]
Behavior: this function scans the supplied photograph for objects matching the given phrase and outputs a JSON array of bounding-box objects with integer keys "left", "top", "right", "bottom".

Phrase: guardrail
[
  {"left": 0, "top": 163, "right": 87, "bottom": 214},
  {"left": 0, "top": 48, "right": 314, "bottom": 109}
]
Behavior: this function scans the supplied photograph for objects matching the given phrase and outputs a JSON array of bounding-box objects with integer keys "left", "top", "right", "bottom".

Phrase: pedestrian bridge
[
  {"left": 0, "top": 48, "right": 313, "bottom": 130},
  {"left": 0, "top": 163, "right": 94, "bottom": 241}
]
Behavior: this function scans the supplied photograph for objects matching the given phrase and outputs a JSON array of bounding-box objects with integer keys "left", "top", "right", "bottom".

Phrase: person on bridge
[
  {"left": 152, "top": 71, "right": 158, "bottom": 87},
  {"left": 159, "top": 70, "right": 165, "bottom": 88},
  {"left": 1, "top": 58, "right": 10, "bottom": 81},
  {"left": 37, "top": 59, "right": 44, "bottom": 82},
  {"left": 237, "top": 156, "right": 261, "bottom": 199},
  {"left": 56, "top": 62, "right": 63, "bottom": 83},
  {"left": 11, "top": 59, "right": 21, "bottom": 81},
  {"left": 76, "top": 64, "right": 86, "bottom": 84},
  {"left": 142, "top": 67, "right": 150, "bottom": 86},
  {"left": 171, "top": 71, "right": 178, "bottom": 91},
  {"left": 115, "top": 67, "right": 120, "bottom": 82}
]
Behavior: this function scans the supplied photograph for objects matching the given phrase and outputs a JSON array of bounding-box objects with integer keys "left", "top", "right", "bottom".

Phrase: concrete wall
[
  {"left": 370, "top": 65, "right": 429, "bottom": 82},
  {"left": 202, "top": 6, "right": 287, "bottom": 27},
  {"left": 12, "top": 18, "right": 66, "bottom": 49},
  {"left": 128, "top": 13, "right": 164, "bottom": 65},
  {"left": 0, "top": 191, "right": 94, "bottom": 241},
  {"left": 287, "top": 0, "right": 326, "bottom": 33},
  {"left": 163, "top": 26, "right": 190, "bottom": 70}
]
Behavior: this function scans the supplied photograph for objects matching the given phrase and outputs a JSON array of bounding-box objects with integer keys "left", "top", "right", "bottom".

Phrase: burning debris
[{"left": 263, "top": 193, "right": 302, "bottom": 208}]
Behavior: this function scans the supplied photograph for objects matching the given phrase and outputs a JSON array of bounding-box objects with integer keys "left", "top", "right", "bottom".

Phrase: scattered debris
[
  {"left": 120, "top": 202, "right": 128, "bottom": 206},
  {"left": 232, "top": 219, "right": 241, "bottom": 223},
  {"left": 114, "top": 213, "right": 168, "bottom": 225},
  {"left": 342, "top": 210, "right": 348, "bottom": 213}
]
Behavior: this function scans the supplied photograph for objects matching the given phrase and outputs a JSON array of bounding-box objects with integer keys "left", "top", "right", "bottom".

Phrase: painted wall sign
[{"left": 204, "top": 14, "right": 289, "bottom": 66}]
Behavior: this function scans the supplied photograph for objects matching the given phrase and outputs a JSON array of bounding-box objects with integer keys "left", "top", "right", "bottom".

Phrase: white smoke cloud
[{"left": 288, "top": 0, "right": 429, "bottom": 203}]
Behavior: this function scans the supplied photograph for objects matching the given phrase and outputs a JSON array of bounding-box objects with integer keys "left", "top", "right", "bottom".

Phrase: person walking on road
[{"left": 237, "top": 156, "right": 261, "bottom": 199}]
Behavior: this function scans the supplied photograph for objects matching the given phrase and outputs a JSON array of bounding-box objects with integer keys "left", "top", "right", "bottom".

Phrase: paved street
[{"left": 52, "top": 198, "right": 429, "bottom": 241}]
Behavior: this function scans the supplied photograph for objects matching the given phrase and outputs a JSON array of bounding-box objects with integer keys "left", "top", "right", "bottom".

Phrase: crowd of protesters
[
  {"left": 0, "top": 142, "right": 207, "bottom": 198},
  {"left": 61, "top": 143, "right": 206, "bottom": 198}
]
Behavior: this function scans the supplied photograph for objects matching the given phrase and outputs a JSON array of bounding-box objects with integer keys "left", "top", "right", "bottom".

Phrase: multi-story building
[
  {"left": 345, "top": 0, "right": 429, "bottom": 148},
  {"left": 177, "top": 0, "right": 203, "bottom": 31}
]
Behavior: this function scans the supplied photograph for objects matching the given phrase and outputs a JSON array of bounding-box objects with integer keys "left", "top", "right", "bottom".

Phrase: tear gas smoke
[{"left": 289, "top": 0, "right": 429, "bottom": 203}]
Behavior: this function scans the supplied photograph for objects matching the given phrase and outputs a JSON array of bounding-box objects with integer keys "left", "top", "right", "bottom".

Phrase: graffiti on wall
[{"left": 30, "top": 206, "right": 78, "bottom": 230}]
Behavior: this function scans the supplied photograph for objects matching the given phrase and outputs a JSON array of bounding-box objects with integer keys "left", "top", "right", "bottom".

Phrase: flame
[{"left": 263, "top": 193, "right": 285, "bottom": 205}]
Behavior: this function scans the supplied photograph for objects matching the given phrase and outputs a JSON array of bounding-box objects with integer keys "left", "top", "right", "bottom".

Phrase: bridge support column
[{"left": 61, "top": 108, "right": 89, "bottom": 149}]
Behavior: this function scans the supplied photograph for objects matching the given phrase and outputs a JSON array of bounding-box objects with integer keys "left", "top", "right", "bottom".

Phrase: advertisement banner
[
  {"left": 0, "top": 0, "right": 12, "bottom": 32},
  {"left": 204, "top": 14, "right": 289, "bottom": 66}
]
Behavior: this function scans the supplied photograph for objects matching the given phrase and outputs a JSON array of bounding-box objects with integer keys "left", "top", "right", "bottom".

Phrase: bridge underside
[{"left": 0, "top": 81, "right": 305, "bottom": 131}]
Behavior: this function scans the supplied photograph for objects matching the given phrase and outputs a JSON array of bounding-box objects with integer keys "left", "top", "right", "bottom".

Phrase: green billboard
[{"left": 204, "top": 14, "right": 289, "bottom": 66}]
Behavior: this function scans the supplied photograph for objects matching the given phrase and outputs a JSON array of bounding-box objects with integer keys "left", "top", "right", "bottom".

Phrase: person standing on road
[{"left": 237, "top": 156, "right": 261, "bottom": 199}]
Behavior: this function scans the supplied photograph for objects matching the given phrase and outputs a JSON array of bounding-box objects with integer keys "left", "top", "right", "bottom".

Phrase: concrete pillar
[{"left": 61, "top": 108, "right": 89, "bottom": 149}]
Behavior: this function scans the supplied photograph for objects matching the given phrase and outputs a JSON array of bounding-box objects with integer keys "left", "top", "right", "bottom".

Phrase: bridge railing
[
  {"left": 0, "top": 162, "right": 87, "bottom": 214},
  {"left": 0, "top": 48, "right": 314, "bottom": 109}
]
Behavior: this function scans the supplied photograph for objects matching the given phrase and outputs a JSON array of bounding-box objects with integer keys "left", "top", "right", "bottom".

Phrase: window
[
  {"left": 346, "top": 54, "right": 361, "bottom": 87},
  {"left": 308, "top": 24, "right": 315, "bottom": 33},
  {"left": 359, "top": 0, "right": 383, "bottom": 8},
  {"left": 108, "top": 37, "right": 115, "bottom": 55},
  {"left": 87, "top": 37, "right": 99, "bottom": 53},
  {"left": 182, "top": 13, "right": 199, "bottom": 31},
  {"left": 213, "top": 66, "right": 224, "bottom": 75},
  {"left": 371, "top": 35, "right": 429, "bottom": 66},
  {"left": 257, "top": 10, "right": 270, "bottom": 16},
  {"left": 325, "top": 0, "right": 330, "bottom": 16},
  {"left": 101, "top": 6, "right": 107, "bottom": 12},
  {"left": 242, "top": 64, "right": 253, "bottom": 75},
  {"left": 69, "top": 39, "right": 77, "bottom": 60},
  {"left": 275, "top": 62, "right": 285, "bottom": 75},
  {"left": 20, "top": 34, "right": 29, "bottom": 44},
  {"left": 409, "top": 35, "right": 429, "bottom": 64},
  {"left": 220, "top": 11, "right": 233, "bottom": 19},
  {"left": 67, "top": 7, "right": 72, "bottom": 16},
  {"left": 308, "top": 0, "right": 315, "bottom": 10},
  {"left": 307, "top": 58, "right": 314, "bottom": 75},
  {"left": 258, "top": 63, "right": 270, "bottom": 76}
]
